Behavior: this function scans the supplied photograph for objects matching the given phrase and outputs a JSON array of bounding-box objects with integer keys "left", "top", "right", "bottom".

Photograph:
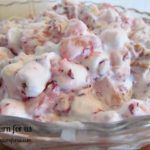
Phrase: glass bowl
[
  {"left": 0, "top": 0, "right": 150, "bottom": 149},
  {"left": 0, "top": 115, "right": 149, "bottom": 150}
]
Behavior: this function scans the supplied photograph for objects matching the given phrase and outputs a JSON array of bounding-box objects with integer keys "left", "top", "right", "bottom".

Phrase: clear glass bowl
[
  {"left": 0, "top": 115, "right": 150, "bottom": 150},
  {"left": 0, "top": 0, "right": 150, "bottom": 149}
]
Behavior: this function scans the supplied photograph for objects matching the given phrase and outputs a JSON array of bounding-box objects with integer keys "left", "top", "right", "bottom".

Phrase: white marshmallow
[
  {"left": 64, "top": 19, "right": 88, "bottom": 36},
  {"left": 35, "top": 41, "right": 60, "bottom": 55},
  {"left": 119, "top": 99, "right": 150, "bottom": 117},
  {"left": 92, "top": 111, "right": 122, "bottom": 123},
  {"left": 0, "top": 47, "right": 12, "bottom": 61},
  {"left": 99, "top": 8, "right": 120, "bottom": 23},
  {"left": 15, "top": 60, "right": 51, "bottom": 97},
  {"left": 132, "top": 66, "right": 150, "bottom": 99},
  {"left": 7, "top": 27, "right": 22, "bottom": 54},
  {"left": 0, "top": 98, "right": 29, "bottom": 118},
  {"left": 54, "top": 59, "right": 89, "bottom": 91},
  {"left": 60, "top": 34, "right": 102, "bottom": 60},
  {"left": 1, "top": 62, "right": 23, "bottom": 99},
  {"left": 101, "top": 28, "right": 128, "bottom": 51},
  {"left": 82, "top": 52, "right": 110, "bottom": 77}
]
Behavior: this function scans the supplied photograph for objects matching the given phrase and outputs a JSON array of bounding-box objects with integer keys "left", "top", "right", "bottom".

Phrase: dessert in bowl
[
  {"left": 0, "top": 1, "right": 150, "bottom": 149},
  {"left": 0, "top": 0, "right": 149, "bottom": 124}
]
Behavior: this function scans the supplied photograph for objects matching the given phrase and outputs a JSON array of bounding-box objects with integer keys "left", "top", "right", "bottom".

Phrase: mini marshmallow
[
  {"left": 0, "top": 34, "right": 7, "bottom": 47},
  {"left": 54, "top": 59, "right": 89, "bottom": 91},
  {"left": 43, "top": 14, "right": 69, "bottom": 43},
  {"left": 99, "top": 8, "right": 120, "bottom": 23},
  {"left": 0, "top": 98, "right": 29, "bottom": 118},
  {"left": 60, "top": 34, "right": 102, "bottom": 60},
  {"left": 100, "top": 28, "right": 128, "bottom": 51},
  {"left": 132, "top": 66, "right": 150, "bottom": 99},
  {"left": 64, "top": 19, "right": 88, "bottom": 37},
  {"left": 0, "top": 47, "right": 12, "bottom": 61},
  {"left": 92, "top": 111, "right": 122, "bottom": 123},
  {"left": 82, "top": 51, "right": 110, "bottom": 77},
  {"left": 7, "top": 27, "right": 22, "bottom": 54},
  {"left": 35, "top": 41, "right": 60, "bottom": 55},
  {"left": 119, "top": 99, "right": 150, "bottom": 117},
  {"left": 15, "top": 60, "right": 51, "bottom": 97},
  {"left": 133, "top": 18, "right": 146, "bottom": 30},
  {"left": 35, "top": 52, "right": 60, "bottom": 69},
  {"left": 1, "top": 62, "right": 23, "bottom": 99},
  {"left": 131, "top": 26, "right": 150, "bottom": 50},
  {"left": 78, "top": 4, "right": 99, "bottom": 29}
]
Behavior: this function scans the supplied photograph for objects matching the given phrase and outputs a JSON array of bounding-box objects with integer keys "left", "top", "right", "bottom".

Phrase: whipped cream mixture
[{"left": 0, "top": 0, "right": 149, "bottom": 123}]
